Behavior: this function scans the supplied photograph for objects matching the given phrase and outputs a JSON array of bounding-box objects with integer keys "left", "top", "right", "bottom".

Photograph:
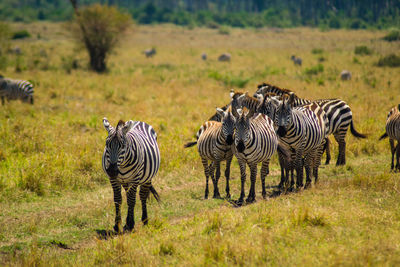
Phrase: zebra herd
[
  {"left": 1, "top": 74, "right": 399, "bottom": 231},
  {"left": 185, "top": 83, "right": 370, "bottom": 205}
]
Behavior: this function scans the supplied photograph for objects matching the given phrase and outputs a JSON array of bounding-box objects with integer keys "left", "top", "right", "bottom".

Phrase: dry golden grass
[{"left": 0, "top": 22, "right": 400, "bottom": 266}]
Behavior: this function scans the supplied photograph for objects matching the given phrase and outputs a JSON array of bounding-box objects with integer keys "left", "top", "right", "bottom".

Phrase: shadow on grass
[{"left": 95, "top": 229, "right": 118, "bottom": 240}]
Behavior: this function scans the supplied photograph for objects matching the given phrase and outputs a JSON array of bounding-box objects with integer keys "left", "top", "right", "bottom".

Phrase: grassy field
[{"left": 0, "top": 22, "right": 400, "bottom": 266}]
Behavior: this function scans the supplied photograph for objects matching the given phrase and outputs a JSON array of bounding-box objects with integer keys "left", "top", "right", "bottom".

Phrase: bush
[
  {"left": 328, "top": 17, "right": 341, "bottom": 29},
  {"left": 349, "top": 19, "right": 366, "bottom": 29},
  {"left": 382, "top": 29, "right": 400, "bottom": 42},
  {"left": 12, "top": 30, "right": 31, "bottom": 39},
  {"left": 304, "top": 64, "right": 324, "bottom": 75},
  {"left": 311, "top": 48, "right": 324, "bottom": 54},
  {"left": 376, "top": 54, "right": 400, "bottom": 67},
  {"left": 70, "top": 4, "right": 131, "bottom": 73},
  {"left": 218, "top": 26, "right": 230, "bottom": 35},
  {"left": 354, "top": 45, "right": 372, "bottom": 55}
]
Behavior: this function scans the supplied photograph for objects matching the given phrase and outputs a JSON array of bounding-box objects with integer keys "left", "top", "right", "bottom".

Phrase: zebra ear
[
  {"left": 103, "top": 118, "right": 113, "bottom": 134},
  {"left": 398, "top": 104, "right": 400, "bottom": 111},
  {"left": 122, "top": 120, "right": 135, "bottom": 135},
  {"left": 230, "top": 89, "right": 235, "bottom": 99},
  {"left": 288, "top": 92, "right": 295, "bottom": 106},
  {"left": 216, "top": 108, "right": 225, "bottom": 118}
]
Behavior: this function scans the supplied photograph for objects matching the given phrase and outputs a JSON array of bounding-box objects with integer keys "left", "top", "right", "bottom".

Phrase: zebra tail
[
  {"left": 184, "top": 141, "right": 197, "bottom": 148},
  {"left": 350, "top": 121, "right": 367, "bottom": 138},
  {"left": 150, "top": 185, "right": 161, "bottom": 203},
  {"left": 379, "top": 132, "right": 388, "bottom": 140},
  {"left": 277, "top": 142, "right": 291, "bottom": 164}
]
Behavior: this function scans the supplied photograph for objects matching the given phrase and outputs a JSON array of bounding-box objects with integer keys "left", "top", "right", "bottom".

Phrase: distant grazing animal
[
  {"left": 233, "top": 107, "right": 289, "bottom": 204},
  {"left": 340, "top": 70, "right": 352, "bottom": 80},
  {"left": 0, "top": 77, "right": 34, "bottom": 105},
  {"left": 291, "top": 55, "right": 302, "bottom": 66},
  {"left": 274, "top": 93, "right": 328, "bottom": 189},
  {"left": 218, "top": 53, "right": 231, "bottom": 62},
  {"left": 184, "top": 108, "right": 236, "bottom": 199},
  {"left": 379, "top": 105, "right": 400, "bottom": 171},
  {"left": 201, "top": 53, "right": 207, "bottom": 60},
  {"left": 102, "top": 118, "right": 161, "bottom": 233},
  {"left": 255, "top": 83, "right": 367, "bottom": 166},
  {"left": 143, "top": 48, "right": 156, "bottom": 58},
  {"left": 14, "top": 47, "right": 22, "bottom": 55}
]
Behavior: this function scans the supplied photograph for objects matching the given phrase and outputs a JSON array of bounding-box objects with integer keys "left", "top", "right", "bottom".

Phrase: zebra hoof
[
  {"left": 123, "top": 224, "right": 134, "bottom": 233},
  {"left": 246, "top": 197, "right": 256, "bottom": 204},
  {"left": 225, "top": 193, "right": 231, "bottom": 199},
  {"left": 113, "top": 224, "right": 122, "bottom": 234},
  {"left": 234, "top": 199, "right": 244, "bottom": 206},
  {"left": 304, "top": 182, "right": 312, "bottom": 189}
]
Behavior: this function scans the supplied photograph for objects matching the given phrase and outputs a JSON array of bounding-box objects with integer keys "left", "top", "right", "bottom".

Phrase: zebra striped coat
[
  {"left": 233, "top": 109, "right": 286, "bottom": 204},
  {"left": 380, "top": 105, "right": 400, "bottom": 171},
  {"left": 102, "top": 118, "right": 161, "bottom": 233},
  {"left": 255, "top": 83, "right": 366, "bottom": 166},
  {"left": 184, "top": 108, "right": 235, "bottom": 199},
  {"left": 0, "top": 77, "right": 34, "bottom": 104},
  {"left": 274, "top": 93, "right": 328, "bottom": 189}
]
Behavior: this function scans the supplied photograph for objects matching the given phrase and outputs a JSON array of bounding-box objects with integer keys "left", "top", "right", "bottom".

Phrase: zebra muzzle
[
  {"left": 226, "top": 134, "right": 233, "bottom": 145},
  {"left": 277, "top": 126, "right": 287, "bottom": 137},
  {"left": 236, "top": 140, "right": 245, "bottom": 153},
  {"left": 106, "top": 163, "right": 119, "bottom": 178}
]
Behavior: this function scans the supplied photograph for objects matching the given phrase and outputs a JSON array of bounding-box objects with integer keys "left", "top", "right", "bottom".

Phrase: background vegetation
[
  {"left": 0, "top": 21, "right": 399, "bottom": 265},
  {"left": 0, "top": 0, "right": 400, "bottom": 29}
]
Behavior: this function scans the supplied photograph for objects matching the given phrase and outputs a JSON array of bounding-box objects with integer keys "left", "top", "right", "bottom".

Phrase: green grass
[{"left": 0, "top": 22, "right": 400, "bottom": 265}]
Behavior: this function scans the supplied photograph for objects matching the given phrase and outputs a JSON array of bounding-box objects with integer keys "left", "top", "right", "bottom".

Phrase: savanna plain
[{"left": 0, "top": 22, "right": 400, "bottom": 266}]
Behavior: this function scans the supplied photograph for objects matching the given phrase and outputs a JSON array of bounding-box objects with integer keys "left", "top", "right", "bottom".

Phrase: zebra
[
  {"left": 274, "top": 93, "right": 328, "bottom": 189},
  {"left": 255, "top": 83, "right": 367, "bottom": 166},
  {"left": 379, "top": 104, "right": 400, "bottom": 171},
  {"left": 291, "top": 55, "right": 302, "bottom": 66},
  {"left": 184, "top": 108, "right": 236, "bottom": 199},
  {"left": 0, "top": 77, "right": 34, "bottom": 105},
  {"left": 143, "top": 48, "right": 156, "bottom": 58},
  {"left": 102, "top": 118, "right": 161, "bottom": 233},
  {"left": 233, "top": 107, "right": 289, "bottom": 205}
]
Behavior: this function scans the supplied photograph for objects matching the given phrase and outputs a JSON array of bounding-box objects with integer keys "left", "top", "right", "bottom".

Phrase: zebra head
[
  {"left": 274, "top": 93, "right": 295, "bottom": 137},
  {"left": 103, "top": 118, "right": 135, "bottom": 178},
  {"left": 257, "top": 93, "right": 281, "bottom": 121},
  {"left": 254, "top": 83, "right": 271, "bottom": 97},
  {"left": 234, "top": 108, "right": 254, "bottom": 153},
  {"left": 216, "top": 107, "right": 236, "bottom": 145}
]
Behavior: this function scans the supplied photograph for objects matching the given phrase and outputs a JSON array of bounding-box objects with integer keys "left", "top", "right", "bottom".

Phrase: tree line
[{"left": 0, "top": 0, "right": 399, "bottom": 29}]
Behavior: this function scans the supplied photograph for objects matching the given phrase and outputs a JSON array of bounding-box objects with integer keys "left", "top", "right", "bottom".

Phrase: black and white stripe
[
  {"left": 0, "top": 77, "right": 34, "bottom": 104},
  {"left": 274, "top": 93, "right": 328, "bottom": 189},
  {"left": 380, "top": 105, "right": 400, "bottom": 171},
  {"left": 233, "top": 108, "right": 288, "bottom": 204},
  {"left": 255, "top": 83, "right": 366, "bottom": 166},
  {"left": 185, "top": 108, "right": 235, "bottom": 199},
  {"left": 102, "top": 118, "right": 161, "bottom": 233}
]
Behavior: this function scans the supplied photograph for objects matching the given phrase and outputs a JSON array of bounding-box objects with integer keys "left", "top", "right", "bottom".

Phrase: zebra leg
[
  {"left": 124, "top": 184, "right": 138, "bottom": 232},
  {"left": 278, "top": 152, "right": 285, "bottom": 189},
  {"left": 390, "top": 138, "right": 395, "bottom": 170},
  {"left": 139, "top": 184, "right": 151, "bottom": 225},
  {"left": 295, "top": 150, "right": 304, "bottom": 189},
  {"left": 334, "top": 132, "right": 346, "bottom": 166},
  {"left": 396, "top": 143, "right": 400, "bottom": 172},
  {"left": 246, "top": 163, "right": 257, "bottom": 203},
  {"left": 110, "top": 180, "right": 122, "bottom": 234},
  {"left": 201, "top": 158, "right": 210, "bottom": 199},
  {"left": 236, "top": 160, "right": 247, "bottom": 206},
  {"left": 304, "top": 154, "right": 313, "bottom": 189},
  {"left": 212, "top": 161, "right": 222, "bottom": 199},
  {"left": 224, "top": 157, "right": 232, "bottom": 199},
  {"left": 324, "top": 137, "right": 331, "bottom": 165},
  {"left": 260, "top": 160, "right": 269, "bottom": 199}
]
